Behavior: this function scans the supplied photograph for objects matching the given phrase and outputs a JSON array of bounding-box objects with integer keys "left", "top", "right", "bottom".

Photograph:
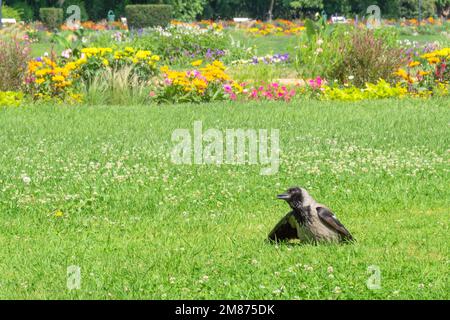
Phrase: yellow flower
[
  {"left": 43, "top": 57, "right": 57, "bottom": 68},
  {"left": 151, "top": 55, "right": 160, "bottom": 61},
  {"left": 52, "top": 75, "right": 65, "bottom": 82},
  {"left": 102, "top": 59, "right": 109, "bottom": 66},
  {"left": 35, "top": 78, "right": 45, "bottom": 84},
  {"left": 66, "top": 62, "right": 77, "bottom": 71},
  {"left": 394, "top": 68, "right": 408, "bottom": 79},
  {"left": 28, "top": 60, "right": 43, "bottom": 73},
  {"left": 160, "top": 66, "right": 169, "bottom": 73},
  {"left": 75, "top": 57, "right": 87, "bottom": 65},
  {"left": 418, "top": 71, "right": 430, "bottom": 76},
  {"left": 54, "top": 210, "right": 64, "bottom": 218},
  {"left": 427, "top": 57, "right": 440, "bottom": 64},
  {"left": 191, "top": 60, "right": 203, "bottom": 67},
  {"left": 135, "top": 50, "right": 151, "bottom": 59},
  {"left": 408, "top": 61, "right": 420, "bottom": 68},
  {"left": 232, "top": 82, "right": 244, "bottom": 93},
  {"left": 35, "top": 69, "right": 51, "bottom": 77}
]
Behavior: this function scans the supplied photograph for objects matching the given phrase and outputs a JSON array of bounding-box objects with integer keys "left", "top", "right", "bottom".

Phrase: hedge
[
  {"left": 39, "top": 8, "right": 64, "bottom": 30},
  {"left": 125, "top": 4, "right": 173, "bottom": 29}
]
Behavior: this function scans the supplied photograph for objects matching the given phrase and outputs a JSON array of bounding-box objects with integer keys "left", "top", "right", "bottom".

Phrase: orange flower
[{"left": 408, "top": 61, "right": 420, "bottom": 68}]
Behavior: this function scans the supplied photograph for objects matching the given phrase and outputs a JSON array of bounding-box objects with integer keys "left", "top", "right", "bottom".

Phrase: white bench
[
  {"left": 331, "top": 16, "right": 347, "bottom": 24},
  {"left": 233, "top": 18, "right": 251, "bottom": 23},
  {"left": 1, "top": 18, "right": 17, "bottom": 25}
]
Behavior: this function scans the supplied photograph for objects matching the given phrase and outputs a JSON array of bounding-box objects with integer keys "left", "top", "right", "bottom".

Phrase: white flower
[
  {"left": 348, "top": 75, "right": 355, "bottom": 80},
  {"left": 333, "top": 286, "right": 342, "bottom": 294},
  {"left": 22, "top": 176, "right": 31, "bottom": 184},
  {"left": 304, "top": 265, "right": 313, "bottom": 272},
  {"left": 327, "top": 266, "right": 334, "bottom": 273},
  {"left": 316, "top": 39, "right": 324, "bottom": 46},
  {"left": 61, "top": 49, "right": 72, "bottom": 59}
]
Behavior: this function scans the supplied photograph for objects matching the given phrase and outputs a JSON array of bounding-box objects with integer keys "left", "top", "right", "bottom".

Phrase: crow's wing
[
  {"left": 268, "top": 211, "right": 299, "bottom": 242},
  {"left": 317, "top": 207, "right": 354, "bottom": 241}
]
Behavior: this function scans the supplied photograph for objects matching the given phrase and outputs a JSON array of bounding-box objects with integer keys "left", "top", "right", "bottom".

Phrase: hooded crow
[{"left": 268, "top": 187, "right": 354, "bottom": 244}]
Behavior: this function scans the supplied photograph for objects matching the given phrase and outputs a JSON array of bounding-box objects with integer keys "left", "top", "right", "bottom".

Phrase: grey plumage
[{"left": 268, "top": 187, "right": 354, "bottom": 244}]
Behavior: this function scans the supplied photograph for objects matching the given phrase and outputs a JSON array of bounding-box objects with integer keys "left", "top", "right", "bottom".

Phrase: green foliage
[
  {"left": 295, "top": 22, "right": 405, "bottom": 87},
  {"left": 295, "top": 19, "right": 345, "bottom": 79},
  {"left": 10, "top": 1, "right": 34, "bottom": 21},
  {"left": 436, "top": 0, "right": 450, "bottom": 16},
  {"left": 51, "top": 28, "right": 86, "bottom": 56},
  {"left": 0, "top": 91, "right": 24, "bottom": 107},
  {"left": 81, "top": 66, "right": 150, "bottom": 105},
  {"left": 125, "top": 4, "right": 173, "bottom": 29},
  {"left": 331, "top": 29, "right": 406, "bottom": 87},
  {"left": 129, "top": 24, "right": 232, "bottom": 64},
  {"left": 166, "top": 0, "right": 206, "bottom": 21},
  {"left": 1, "top": 4, "right": 23, "bottom": 20},
  {"left": 398, "top": 0, "right": 437, "bottom": 19},
  {"left": 39, "top": 7, "right": 64, "bottom": 30},
  {"left": 321, "top": 79, "right": 407, "bottom": 101},
  {"left": 288, "top": 0, "right": 324, "bottom": 17}
]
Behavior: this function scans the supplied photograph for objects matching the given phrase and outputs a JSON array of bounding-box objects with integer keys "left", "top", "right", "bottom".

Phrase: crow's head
[{"left": 277, "top": 187, "right": 307, "bottom": 209}]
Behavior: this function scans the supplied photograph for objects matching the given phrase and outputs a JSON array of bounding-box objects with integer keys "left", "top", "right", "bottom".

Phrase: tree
[
  {"left": 166, "top": 0, "right": 206, "bottom": 21},
  {"left": 436, "top": 0, "right": 450, "bottom": 17},
  {"left": 268, "top": 0, "right": 274, "bottom": 21},
  {"left": 283, "top": 0, "right": 323, "bottom": 18}
]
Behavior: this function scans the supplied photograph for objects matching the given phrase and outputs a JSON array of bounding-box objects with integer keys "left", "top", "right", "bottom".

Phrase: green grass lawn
[{"left": 0, "top": 98, "right": 449, "bottom": 299}]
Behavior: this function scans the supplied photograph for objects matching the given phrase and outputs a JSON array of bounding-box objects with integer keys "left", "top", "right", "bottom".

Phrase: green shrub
[
  {"left": 1, "top": 5, "right": 23, "bottom": 20},
  {"left": 0, "top": 91, "right": 24, "bottom": 107},
  {"left": 39, "top": 8, "right": 64, "bottom": 30},
  {"left": 330, "top": 30, "right": 407, "bottom": 87},
  {"left": 295, "top": 20, "right": 405, "bottom": 87},
  {"left": 125, "top": 4, "right": 173, "bottom": 29},
  {"left": 166, "top": 0, "right": 206, "bottom": 21},
  {"left": 11, "top": 1, "right": 34, "bottom": 21}
]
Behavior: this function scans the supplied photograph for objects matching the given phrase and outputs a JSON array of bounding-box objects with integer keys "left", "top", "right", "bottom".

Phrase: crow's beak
[{"left": 277, "top": 193, "right": 291, "bottom": 200}]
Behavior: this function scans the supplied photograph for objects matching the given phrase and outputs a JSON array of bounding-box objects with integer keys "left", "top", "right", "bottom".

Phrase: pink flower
[
  {"left": 230, "top": 93, "right": 237, "bottom": 100},
  {"left": 149, "top": 91, "right": 156, "bottom": 97},
  {"left": 223, "top": 84, "right": 232, "bottom": 93},
  {"left": 315, "top": 76, "right": 323, "bottom": 87}
]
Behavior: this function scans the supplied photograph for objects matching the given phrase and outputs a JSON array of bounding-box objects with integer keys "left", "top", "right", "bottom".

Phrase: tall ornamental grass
[{"left": 0, "top": 37, "right": 30, "bottom": 91}]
